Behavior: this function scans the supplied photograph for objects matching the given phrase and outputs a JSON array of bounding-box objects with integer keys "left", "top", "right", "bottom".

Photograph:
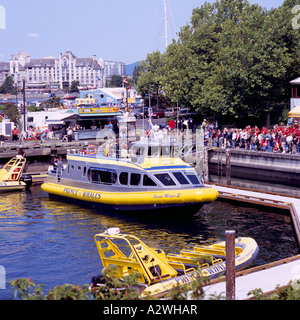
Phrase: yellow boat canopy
[{"left": 289, "top": 106, "right": 300, "bottom": 118}]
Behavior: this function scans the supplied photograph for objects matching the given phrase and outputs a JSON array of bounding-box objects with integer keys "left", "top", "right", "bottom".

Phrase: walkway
[{"left": 203, "top": 255, "right": 300, "bottom": 299}]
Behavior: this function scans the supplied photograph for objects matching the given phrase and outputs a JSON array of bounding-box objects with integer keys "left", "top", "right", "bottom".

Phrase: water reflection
[{"left": 0, "top": 186, "right": 299, "bottom": 299}]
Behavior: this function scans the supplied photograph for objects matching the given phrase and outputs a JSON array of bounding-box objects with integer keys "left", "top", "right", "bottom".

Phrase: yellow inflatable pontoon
[{"left": 90, "top": 228, "right": 259, "bottom": 298}]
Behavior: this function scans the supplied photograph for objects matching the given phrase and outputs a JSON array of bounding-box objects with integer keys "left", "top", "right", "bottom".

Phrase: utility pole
[{"left": 22, "top": 78, "right": 26, "bottom": 132}]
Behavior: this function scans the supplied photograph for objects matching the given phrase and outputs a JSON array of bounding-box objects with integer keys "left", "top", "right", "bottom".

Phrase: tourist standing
[
  {"left": 11, "top": 126, "right": 20, "bottom": 141},
  {"left": 67, "top": 127, "right": 73, "bottom": 142}
]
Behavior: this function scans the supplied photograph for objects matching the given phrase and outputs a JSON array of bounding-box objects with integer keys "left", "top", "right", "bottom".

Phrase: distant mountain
[{"left": 125, "top": 61, "right": 141, "bottom": 76}]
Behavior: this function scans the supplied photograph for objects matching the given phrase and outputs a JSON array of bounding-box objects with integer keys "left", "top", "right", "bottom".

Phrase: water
[{"left": 0, "top": 186, "right": 298, "bottom": 299}]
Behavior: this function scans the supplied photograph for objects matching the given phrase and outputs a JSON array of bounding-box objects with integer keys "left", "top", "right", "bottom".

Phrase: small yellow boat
[
  {"left": 91, "top": 228, "right": 259, "bottom": 298},
  {"left": 0, "top": 155, "right": 28, "bottom": 192}
]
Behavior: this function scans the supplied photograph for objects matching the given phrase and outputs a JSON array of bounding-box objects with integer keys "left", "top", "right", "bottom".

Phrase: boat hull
[
  {"left": 41, "top": 182, "right": 218, "bottom": 211},
  {"left": 0, "top": 181, "right": 27, "bottom": 192},
  {"left": 142, "top": 237, "right": 259, "bottom": 297}
]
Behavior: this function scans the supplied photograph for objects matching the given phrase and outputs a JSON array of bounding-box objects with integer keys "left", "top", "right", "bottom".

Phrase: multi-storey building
[
  {"left": 104, "top": 60, "right": 125, "bottom": 79},
  {"left": 4, "top": 50, "right": 105, "bottom": 90}
]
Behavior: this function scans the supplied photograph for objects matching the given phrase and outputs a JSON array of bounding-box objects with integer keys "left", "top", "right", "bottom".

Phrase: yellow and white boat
[
  {"left": 90, "top": 228, "right": 259, "bottom": 298},
  {"left": 41, "top": 140, "right": 218, "bottom": 212},
  {"left": 0, "top": 155, "right": 28, "bottom": 192}
]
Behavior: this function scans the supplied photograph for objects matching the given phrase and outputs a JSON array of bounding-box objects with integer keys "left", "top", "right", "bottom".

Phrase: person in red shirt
[{"left": 11, "top": 126, "right": 20, "bottom": 141}]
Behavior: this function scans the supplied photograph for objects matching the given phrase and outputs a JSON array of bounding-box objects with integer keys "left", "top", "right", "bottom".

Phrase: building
[
  {"left": 104, "top": 60, "right": 125, "bottom": 80},
  {"left": 3, "top": 50, "right": 105, "bottom": 90},
  {"left": 79, "top": 87, "right": 142, "bottom": 107},
  {"left": 290, "top": 77, "right": 300, "bottom": 110}
]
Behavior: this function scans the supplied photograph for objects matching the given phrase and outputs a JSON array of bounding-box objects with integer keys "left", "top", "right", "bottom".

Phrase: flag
[{"left": 123, "top": 77, "right": 129, "bottom": 84}]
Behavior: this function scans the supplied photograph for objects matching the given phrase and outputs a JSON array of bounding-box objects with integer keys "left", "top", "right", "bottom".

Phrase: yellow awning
[{"left": 289, "top": 106, "right": 300, "bottom": 118}]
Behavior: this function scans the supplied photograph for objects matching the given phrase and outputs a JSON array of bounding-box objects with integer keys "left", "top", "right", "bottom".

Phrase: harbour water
[{"left": 0, "top": 185, "right": 299, "bottom": 299}]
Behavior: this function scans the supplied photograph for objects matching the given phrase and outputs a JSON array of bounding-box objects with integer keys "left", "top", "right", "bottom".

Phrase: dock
[
  {"left": 203, "top": 254, "right": 300, "bottom": 299},
  {"left": 203, "top": 183, "right": 300, "bottom": 299},
  {"left": 208, "top": 183, "right": 300, "bottom": 247}
]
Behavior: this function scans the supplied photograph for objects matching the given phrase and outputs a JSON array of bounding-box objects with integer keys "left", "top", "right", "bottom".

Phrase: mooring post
[
  {"left": 226, "top": 230, "right": 236, "bottom": 300},
  {"left": 18, "top": 144, "right": 24, "bottom": 156},
  {"left": 203, "top": 147, "right": 209, "bottom": 183},
  {"left": 226, "top": 149, "right": 231, "bottom": 185}
]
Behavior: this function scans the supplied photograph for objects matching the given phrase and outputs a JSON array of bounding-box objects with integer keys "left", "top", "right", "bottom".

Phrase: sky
[{"left": 0, "top": 0, "right": 285, "bottom": 65}]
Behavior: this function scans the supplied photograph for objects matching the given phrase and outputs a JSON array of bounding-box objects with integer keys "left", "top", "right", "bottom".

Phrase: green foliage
[
  {"left": 69, "top": 80, "right": 80, "bottom": 93},
  {"left": 1, "top": 103, "right": 20, "bottom": 125},
  {"left": 10, "top": 278, "right": 44, "bottom": 300},
  {"left": 0, "top": 76, "right": 15, "bottom": 94},
  {"left": 249, "top": 280, "right": 300, "bottom": 300},
  {"left": 10, "top": 275, "right": 300, "bottom": 300},
  {"left": 107, "top": 75, "right": 123, "bottom": 88},
  {"left": 137, "top": 0, "right": 300, "bottom": 126},
  {"left": 40, "top": 95, "right": 62, "bottom": 108},
  {"left": 27, "top": 105, "right": 44, "bottom": 112},
  {"left": 136, "top": 50, "right": 164, "bottom": 98}
]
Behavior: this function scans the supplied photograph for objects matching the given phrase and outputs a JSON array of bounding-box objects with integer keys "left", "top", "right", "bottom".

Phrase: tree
[
  {"left": 69, "top": 80, "right": 79, "bottom": 92},
  {"left": 1, "top": 103, "right": 20, "bottom": 125},
  {"left": 138, "top": 0, "right": 300, "bottom": 126},
  {"left": 40, "top": 95, "right": 62, "bottom": 108},
  {"left": 0, "top": 76, "right": 15, "bottom": 94},
  {"left": 136, "top": 50, "right": 164, "bottom": 109},
  {"left": 109, "top": 75, "right": 123, "bottom": 87}
]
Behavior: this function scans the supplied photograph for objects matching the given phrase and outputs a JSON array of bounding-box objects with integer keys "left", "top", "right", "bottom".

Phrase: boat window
[
  {"left": 99, "top": 169, "right": 117, "bottom": 184},
  {"left": 130, "top": 173, "right": 141, "bottom": 186},
  {"left": 154, "top": 173, "right": 176, "bottom": 186},
  {"left": 89, "top": 169, "right": 100, "bottom": 183},
  {"left": 172, "top": 172, "right": 190, "bottom": 185},
  {"left": 161, "top": 145, "right": 174, "bottom": 157},
  {"left": 148, "top": 146, "right": 159, "bottom": 157},
  {"left": 119, "top": 172, "right": 128, "bottom": 185},
  {"left": 83, "top": 167, "right": 86, "bottom": 177},
  {"left": 143, "top": 174, "right": 157, "bottom": 186},
  {"left": 185, "top": 173, "right": 201, "bottom": 185},
  {"left": 88, "top": 168, "right": 117, "bottom": 184}
]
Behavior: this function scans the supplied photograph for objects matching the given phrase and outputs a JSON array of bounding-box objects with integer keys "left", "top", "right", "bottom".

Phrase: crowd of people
[
  {"left": 202, "top": 119, "right": 300, "bottom": 153},
  {"left": 8, "top": 126, "right": 74, "bottom": 143},
  {"left": 5, "top": 117, "right": 300, "bottom": 154}
]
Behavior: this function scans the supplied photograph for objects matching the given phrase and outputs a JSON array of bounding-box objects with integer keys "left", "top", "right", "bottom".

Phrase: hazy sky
[{"left": 0, "top": 0, "right": 285, "bottom": 64}]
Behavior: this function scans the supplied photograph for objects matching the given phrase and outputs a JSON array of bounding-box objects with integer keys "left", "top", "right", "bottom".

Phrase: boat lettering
[
  {"left": 205, "top": 262, "right": 226, "bottom": 275},
  {"left": 236, "top": 248, "right": 254, "bottom": 263},
  {"left": 82, "top": 191, "right": 101, "bottom": 200},
  {"left": 63, "top": 188, "right": 101, "bottom": 200},
  {"left": 153, "top": 193, "right": 181, "bottom": 199},
  {"left": 164, "top": 193, "right": 181, "bottom": 199},
  {"left": 0, "top": 182, "right": 7, "bottom": 186},
  {"left": 174, "top": 271, "right": 201, "bottom": 285},
  {"left": 63, "top": 187, "right": 80, "bottom": 196}
]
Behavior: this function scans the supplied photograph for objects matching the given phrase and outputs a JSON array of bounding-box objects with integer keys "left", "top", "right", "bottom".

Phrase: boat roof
[{"left": 67, "top": 153, "right": 193, "bottom": 172}]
